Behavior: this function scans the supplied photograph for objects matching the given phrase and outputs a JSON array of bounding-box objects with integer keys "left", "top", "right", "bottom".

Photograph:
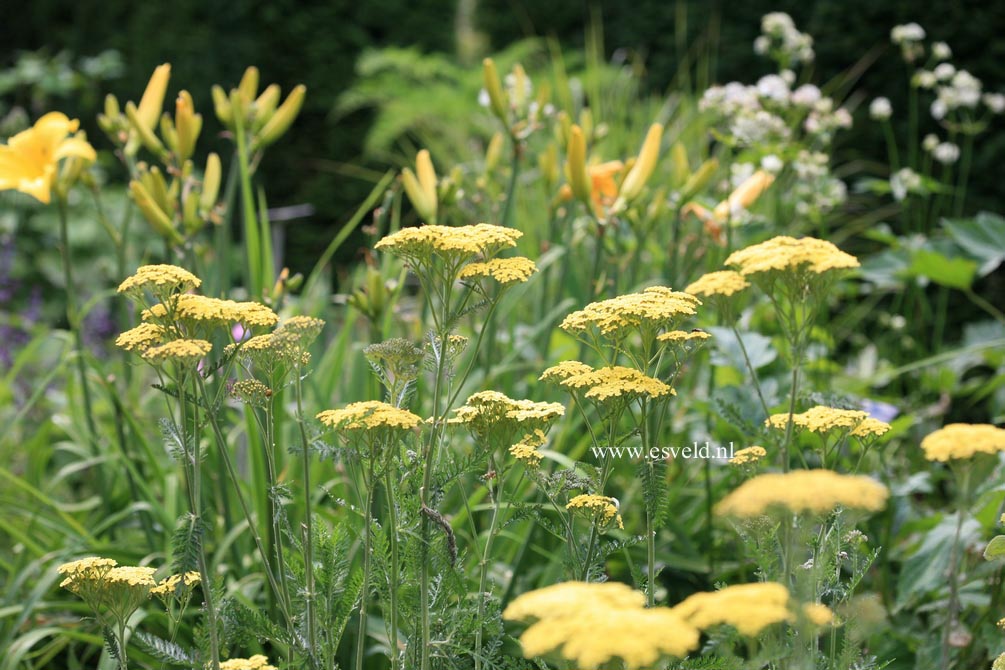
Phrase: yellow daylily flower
[
  {"left": 0, "top": 112, "right": 97, "bottom": 204},
  {"left": 682, "top": 170, "right": 775, "bottom": 243}
]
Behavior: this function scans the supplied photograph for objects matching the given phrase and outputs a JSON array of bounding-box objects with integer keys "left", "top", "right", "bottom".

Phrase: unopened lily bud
[
  {"left": 238, "top": 66, "right": 260, "bottom": 105},
  {"left": 485, "top": 132, "right": 504, "bottom": 172},
  {"left": 140, "top": 166, "right": 172, "bottom": 216},
  {"left": 201, "top": 153, "right": 222, "bottom": 212},
  {"left": 211, "top": 85, "right": 233, "bottom": 127},
  {"left": 401, "top": 167, "right": 436, "bottom": 223},
  {"left": 252, "top": 84, "right": 281, "bottom": 132},
  {"left": 130, "top": 180, "right": 182, "bottom": 244},
  {"left": 253, "top": 84, "right": 306, "bottom": 150},
  {"left": 136, "top": 64, "right": 171, "bottom": 131},
  {"left": 578, "top": 109, "right": 593, "bottom": 142},
  {"left": 104, "top": 94, "right": 121, "bottom": 120},
  {"left": 511, "top": 63, "right": 529, "bottom": 110},
  {"left": 482, "top": 58, "right": 508, "bottom": 122},
  {"left": 415, "top": 149, "right": 437, "bottom": 203},
  {"left": 159, "top": 113, "right": 178, "bottom": 155},
  {"left": 174, "top": 90, "right": 202, "bottom": 163},
  {"left": 670, "top": 142, "right": 690, "bottom": 185},
  {"left": 617, "top": 123, "right": 663, "bottom": 203},
  {"left": 680, "top": 157, "right": 719, "bottom": 202},
  {"left": 556, "top": 111, "right": 572, "bottom": 147},
  {"left": 565, "top": 124, "right": 590, "bottom": 203},
  {"left": 713, "top": 170, "right": 775, "bottom": 221},
  {"left": 125, "top": 101, "right": 167, "bottom": 158}
]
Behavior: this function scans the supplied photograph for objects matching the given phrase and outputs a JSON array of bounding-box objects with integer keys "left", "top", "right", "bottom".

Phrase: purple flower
[{"left": 860, "top": 399, "right": 899, "bottom": 423}]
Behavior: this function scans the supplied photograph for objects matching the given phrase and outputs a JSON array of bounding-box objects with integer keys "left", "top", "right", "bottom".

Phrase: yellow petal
[
  {"left": 136, "top": 64, "right": 171, "bottom": 130},
  {"left": 55, "top": 136, "right": 97, "bottom": 163}
]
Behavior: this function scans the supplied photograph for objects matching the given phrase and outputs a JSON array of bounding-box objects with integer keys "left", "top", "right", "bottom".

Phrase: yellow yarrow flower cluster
[
  {"left": 545, "top": 364, "right": 673, "bottom": 402},
  {"left": 684, "top": 270, "right": 750, "bottom": 297},
  {"left": 766, "top": 406, "right": 891, "bottom": 438},
  {"left": 672, "top": 583, "right": 793, "bottom": 636},
  {"left": 317, "top": 401, "right": 423, "bottom": 432},
  {"left": 503, "top": 581, "right": 699, "bottom": 668},
  {"left": 452, "top": 391, "right": 564, "bottom": 434},
  {"left": 142, "top": 294, "right": 279, "bottom": 328},
  {"left": 725, "top": 236, "right": 859, "bottom": 276},
  {"left": 117, "top": 264, "right": 201, "bottom": 297},
  {"left": 375, "top": 223, "right": 522, "bottom": 258},
  {"left": 115, "top": 323, "right": 166, "bottom": 352},
  {"left": 218, "top": 656, "right": 277, "bottom": 670},
  {"left": 559, "top": 286, "right": 701, "bottom": 338},
  {"left": 567, "top": 494, "right": 624, "bottom": 529},
  {"left": 150, "top": 571, "right": 201, "bottom": 598},
  {"left": 657, "top": 329, "right": 712, "bottom": 343},
  {"left": 729, "top": 445, "right": 767, "bottom": 466},
  {"left": 141, "top": 338, "right": 212, "bottom": 365},
  {"left": 458, "top": 257, "right": 538, "bottom": 284},
  {"left": 716, "top": 470, "right": 888, "bottom": 517},
  {"left": 57, "top": 557, "right": 156, "bottom": 623},
  {"left": 920, "top": 423, "right": 1005, "bottom": 462},
  {"left": 510, "top": 429, "right": 547, "bottom": 467}
]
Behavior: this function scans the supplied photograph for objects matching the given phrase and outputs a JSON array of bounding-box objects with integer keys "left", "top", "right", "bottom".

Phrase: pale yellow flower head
[
  {"left": 725, "top": 236, "right": 859, "bottom": 276},
  {"left": 920, "top": 423, "right": 1005, "bottom": 462},
  {"left": 375, "top": 223, "right": 521, "bottom": 259},
  {"left": 716, "top": 469, "right": 888, "bottom": 517},
  {"left": 510, "top": 429, "right": 547, "bottom": 467},
  {"left": 452, "top": 391, "right": 564, "bottom": 439},
  {"left": 539, "top": 360, "right": 594, "bottom": 383},
  {"left": 684, "top": 270, "right": 750, "bottom": 298},
  {"left": 729, "top": 445, "right": 767, "bottom": 466},
  {"left": 117, "top": 264, "right": 201, "bottom": 297},
  {"left": 217, "top": 656, "right": 277, "bottom": 670},
  {"left": 567, "top": 494, "right": 624, "bottom": 529},
  {"left": 150, "top": 571, "right": 201, "bottom": 598},
  {"left": 657, "top": 329, "right": 712, "bottom": 343},
  {"left": 672, "top": 582, "right": 791, "bottom": 636},
  {"left": 142, "top": 295, "right": 278, "bottom": 329},
  {"left": 115, "top": 323, "right": 166, "bottom": 354},
  {"left": 0, "top": 112, "right": 96, "bottom": 203},
  {"left": 458, "top": 257, "right": 538, "bottom": 284},
  {"left": 317, "top": 401, "right": 422, "bottom": 432},
  {"left": 141, "top": 338, "right": 212, "bottom": 365},
  {"left": 766, "top": 406, "right": 891, "bottom": 438},
  {"left": 559, "top": 286, "right": 701, "bottom": 338},
  {"left": 558, "top": 365, "right": 674, "bottom": 402}
]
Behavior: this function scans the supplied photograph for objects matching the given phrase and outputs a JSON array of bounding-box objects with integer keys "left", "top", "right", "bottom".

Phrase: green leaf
[
  {"left": 909, "top": 249, "right": 977, "bottom": 290},
  {"left": 708, "top": 327, "right": 777, "bottom": 371},
  {"left": 984, "top": 535, "right": 1005, "bottom": 561},
  {"left": 943, "top": 212, "right": 1005, "bottom": 276}
]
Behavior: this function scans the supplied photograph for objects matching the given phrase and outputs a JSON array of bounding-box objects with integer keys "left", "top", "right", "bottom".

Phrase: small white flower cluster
[
  {"left": 891, "top": 23, "right": 926, "bottom": 62},
  {"left": 921, "top": 134, "right": 960, "bottom": 165},
  {"left": 754, "top": 12, "right": 814, "bottom": 66},
  {"left": 931, "top": 69, "right": 983, "bottom": 120},
  {"left": 890, "top": 167, "right": 923, "bottom": 202},
  {"left": 791, "top": 150, "right": 847, "bottom": 218},
  {"left": 869, "top": 97, "right": 892, "bottom": 121}
]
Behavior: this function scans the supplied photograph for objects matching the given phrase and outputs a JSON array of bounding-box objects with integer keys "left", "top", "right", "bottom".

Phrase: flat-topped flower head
[
  {"left": 118, "top": 264, "right": 201, "bottom": 298},
  {"left": 275, "top": 315, "right": 325, "bottom": 344},
  {"left": 657, "top": 329, "right": 712, "bottom": 343},
  {"left": 510, "top": 429, "right": 547, "bottom": 467},
  {"left": 142, "top": 295, "right": 278, "bottom": 329},
  {"left": 559, "top": 286, "right": 701, "bottom": 338},
  {"left": 920, "top": 423, "right": 1005, "bottom": 462},
  {"left": 716, "top": 469, "right": 888, "bottom": 517},
  {"left": 115, "top": 323, "right": 166, "bottom": 354},
  {"left": 539, "top": 360, "right": 594, "bottom": 383},
  {"left": 231, "top": 379, "right": 272, "bottom": 407},
  {"left": 317, "top": 401, "right": 422, "bottom": 432},
  {"left": 150, "top": 571, "right": 201, "bottom": 599},
  {"left": 141, "top": 338, "right": 212, "bottom": 365},
  {"left": 458, "top": 256, "right": 538, "bottom": 284},
  {"left": 567, "top": 493, "right": 624, "bottom": 529},
  {"left": 559, "top": 365, "right": 674, "bottom": 402},
  {"left": 375, "top": 223, "right": 521, "bottom": 260},
  {"left": 766, "top": 406, "right": 891, "bottom": 438},
  {"left": 58, "top": 558, "right": 156, "bottom": 623},
  {"left": 725, "top": 235, "right": 859, "bottom": 276},
  {"left": 57, "top": 557, "right": 118, "bottom": 587},
  {"left": 452, "top": 391, "right": 565, "bottom": 441},
  {"left": 503, "top": 581, "right": 699, "bottom": 666},
  {"left": 684, "top": 270, "right": 750, "bottom": 298},
  {"left": 672, "top": 582, "right": 791, "bottom": 636},
  {"left": 729, "top": 445, "right": 767, "bottom": 466},
  {"left": 218, "top": 656, "right": 277, "bottom": 670}
]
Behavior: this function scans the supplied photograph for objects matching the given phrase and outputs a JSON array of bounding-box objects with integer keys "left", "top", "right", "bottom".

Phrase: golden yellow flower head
[
  {"left": 684, "top": 270, "right": 750, "bottom": 298},
  {"left": 510, "top": 429, "right": 547, "bottom": 467},
  {"left": 503, "top": 581, "right": 699, "bottom": 667},
  {"left": 558, "top": 365, "right": 674, "bottom": 402},
  {"left": 104, "top": 566, "right": 158, "bottom": 587},
  {"left": 57, "top": 557, "right": 118, "bottom": 588},
  {"left": 452, "top": 391, "right": 565, "bottom": 432},
  {"left": 115, "top": 323, "right": 166, "bottom": 353},
  {"left": 375, "top": 223, "right": 522, "bottom": 259},
  {"left": 117, "top": 264, "right": 201, "bottom": 296},
  {"left": 672, "top": 583, "right": 791, "bottom": 636},
  {"left": 539, "top": 360, "right": 594, "bottom": 383},
  {"left": 143, "top": 295, "right": 278, "bottom": 328},
  {"left": 920, "top": 423, "right": 1005, "bottom": 462},
  {"left": 716, "top": 470, "right": 888, "bottom": 517},
  {"left": 141, "top": 339, "right": 212, "bottom": 365},
  {"left": 218, "top": 656, "right": 277, "bottom": 670},
  {"left": 766, "top": 406, "right": 891, "bottom": 438},
  {"left": 729, "top": 445, "right": 767, "bottom": 466},
  {"left": 567, "top": 494, "right": 624, "bottom": 529},
  {"left": 657, "top": 329, "right": 712, "bottom": 343},
  {"left": 725, "top": 236, "right": 859, "bottom": 276},
  {"left": 0, "top": 112, "right": 96, "bottom": 203},
  {"left": 150, "top": 571, "right": 201, "bottom": 598},
  {"left": 458, "top": 257, "right": 538, "bottom": 284},
  {"left": 317, "top": 401, "right": 422, "bottom": 432},
  {"left": 803, "top": 603, "right": 835, "bottom": 627},
  {"left": 559, "top": 286, "right": 701, "bottom": 338}
]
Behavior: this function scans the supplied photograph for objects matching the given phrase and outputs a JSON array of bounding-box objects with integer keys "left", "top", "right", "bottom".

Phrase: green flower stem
[
  {"left": 294, "top": 369, "right": 318, "bottom": 659},
  {"left": 499, "top": 138, "right": 522, "bottom": 229},
  {"left": 384, "top": 465, "right": 401, "bottom": 670},
  {"left": 729, "top": 325, "right": 771, "bottom": 420},
  {"left": 474, "top": 455, "right": 504, "bottom": 670},
  {"left": 953, "top": 131, "right": 976, "bottom": 218},
  {"left": 355, "top": 456, "right": 376, "bottom": 670},
  {"left": 233, "top": 109, "right": 266, "bottom": 299},
  {"left": 56, "top": 197, "right": 102, "bottom": 491},
  {"left": 942, "top": 465, "right": 972, "bottom": 670}
]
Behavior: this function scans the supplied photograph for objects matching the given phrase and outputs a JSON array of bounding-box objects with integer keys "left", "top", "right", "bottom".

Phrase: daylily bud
[
  {"left": 159, "top": 113, "right": 178, "bottom": 155},
  {"left": 713, "top": 170, "right": 775, "bottom": 221},
  {"left": 201, "top": 153, "right": 222, "bottom": 212},
  {"left": 617, "top": 123, "right": 663, "bottom": 203},
  {"left": 130, "top": 180, "right": 182, "bottom": 244},
  {"left": 211, "top": 85, "right": 233, "bottom": 127},
  {"left": 174, "top": 90, "right": 202, "bottom": 163},
  {"left": 578, "top": 109, "right": 593, "bottom": 142},
  {"left": 670, "top": 142, "right": 690, "bottom": 185},
  {"left": 104, "top": 94, "right": 121, "bottom": 120},
  {"left": 125, "top": 101, "right": 167, "bottom": 158},
  {"left": 565, "top": 124, "right": 590, "bottom": 203},
  {"left": 680, "top": 158, "right": 718, "bottom": 202},
  {"left": 485, "top": 132, "right": 504, "bottom": 172},
  {"left": 253, "top": 84, "right": 306, "bottom": 150},
  {"left": 182, "top": 190, "right": 202, "bottom": 233},
  {"left": 252, "top": 84, "right": 281, "bottom": 132},
  {"left": 136, "top": 64, "right": 171, "bottom": 131},
  {"left": 511, "top": 63, "right": 529, "bottom": 110},
  {"left": 238, "top": 66, "right": 260, "bottom": 105},
  {"left": 482, "top": 58, "right": 508, "bottom": 122},
  {"left": 140, "top": 166, "right": 172, "bottom": 216},
  {"left": 401, "top": 167, "right": 436, "bottom": 223},
  {"left": 415, "top": 150, "right": 437, "bottom": 204}
]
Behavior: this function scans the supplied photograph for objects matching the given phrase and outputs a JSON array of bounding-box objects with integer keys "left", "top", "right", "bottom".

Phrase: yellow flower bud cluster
[{"left": 212, "top": 66, "right": 306, "bottom": 151}]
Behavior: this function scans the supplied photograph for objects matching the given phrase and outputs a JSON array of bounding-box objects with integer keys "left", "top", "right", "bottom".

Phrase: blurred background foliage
[{"left": 3, "top": 0, "right": 1004, "bottom": 277}]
